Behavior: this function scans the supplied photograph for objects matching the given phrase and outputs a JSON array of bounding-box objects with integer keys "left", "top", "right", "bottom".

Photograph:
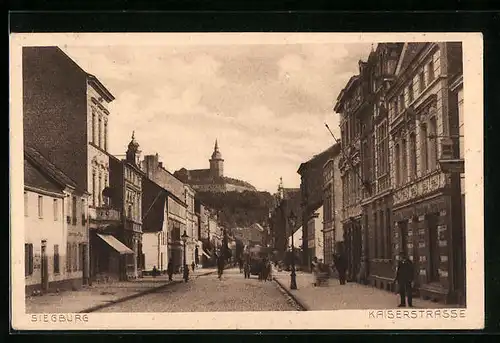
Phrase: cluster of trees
[{"left": 196, "top": 190, "right": 275, "bottom": 229}]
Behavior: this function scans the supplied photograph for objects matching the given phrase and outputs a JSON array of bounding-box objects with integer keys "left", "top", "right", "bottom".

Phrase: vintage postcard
[{"left": 10, "top": 32, "right": 484, "bottom": 330}]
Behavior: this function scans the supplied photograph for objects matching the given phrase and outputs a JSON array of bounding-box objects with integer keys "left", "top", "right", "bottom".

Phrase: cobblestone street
[{"left": 95, "top": 268, "right": 297, "bottom": 312}]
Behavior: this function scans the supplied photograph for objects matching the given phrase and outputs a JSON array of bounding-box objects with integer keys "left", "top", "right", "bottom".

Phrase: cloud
[{"left": 61, "top": 42, "right": 373, "bottom": 192}]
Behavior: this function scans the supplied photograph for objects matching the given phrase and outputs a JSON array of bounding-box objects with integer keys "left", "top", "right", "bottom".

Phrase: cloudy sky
[{"left": 61, "top": 42, "right": 373, "bottom": 193}]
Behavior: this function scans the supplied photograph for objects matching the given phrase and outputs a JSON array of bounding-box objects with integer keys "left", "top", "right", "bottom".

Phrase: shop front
[{"left": 392, "top": 171, "right": 461, "bottom": 304}]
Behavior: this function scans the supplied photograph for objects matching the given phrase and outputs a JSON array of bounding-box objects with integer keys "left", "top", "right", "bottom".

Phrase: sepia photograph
[{"left": 10, "top": 32, "right": 483, "bottom": 330}]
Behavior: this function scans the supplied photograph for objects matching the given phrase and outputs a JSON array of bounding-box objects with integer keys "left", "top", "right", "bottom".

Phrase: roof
[
  {"left": 396, "top": 43, "right": 427, "bottom": 76},
  {"left": 24, "top": 157, "right": 64, "bottom": 195},
  {"left": 24, "top": 145, "right": 86, "bottom": 194},
  {"left": 86, "top": 74, "right": 115, "bottom": 102},
  {"left": 297, "top": 143, "right": 341, "bottom": 174},
  {"left": 334, "top": 75, "right": 360, "bottom": 112}
]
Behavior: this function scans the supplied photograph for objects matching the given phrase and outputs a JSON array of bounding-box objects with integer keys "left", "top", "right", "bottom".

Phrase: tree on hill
[{"left": 196, "top": 190, "right": 274, "bottom": 229}]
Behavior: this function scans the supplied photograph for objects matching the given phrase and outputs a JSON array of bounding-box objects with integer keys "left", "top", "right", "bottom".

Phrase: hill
[{"left": 195, "top": 190, "right": 275, "bottom": 230}]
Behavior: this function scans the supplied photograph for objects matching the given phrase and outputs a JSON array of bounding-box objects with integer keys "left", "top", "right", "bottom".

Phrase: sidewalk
[
  {"left": 25, "top": 268, "right": 217, "bottom": 313},
  {"left": 273, "top": 271, "right": 458, "bottom": 311}
]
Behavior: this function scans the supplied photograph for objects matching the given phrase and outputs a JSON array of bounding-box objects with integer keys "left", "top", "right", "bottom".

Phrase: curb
[
  {"left": 80, "top": 269, "right": 217, "bottom": 313},
  {"left": 272, "top": 277, "right": 309, "bottom": 311}
]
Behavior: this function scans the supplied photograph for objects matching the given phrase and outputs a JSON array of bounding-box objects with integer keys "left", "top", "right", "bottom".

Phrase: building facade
[
  {"left": 184, "top": 184, "right": 198, "bottom": 266},
  {"left": 322, "top": 143, "right": 343, "bottom": 265},
  {"left": 387, "top": 42, "right": 464, "bottom": 304},
  {"left": 306, "top": 205, "right": 324, "bottom": 262},
  {"left": 358, "top": 44, "right": 404, "bottom": 289},
  {"left": 24, "top": 146, "right": 90, "bottom": 294},
  {"left": 297, "top": 145, "right": 341, "bottom": 270},
  {"left": 23, "top": 46, "right": 115, "bottom": 286},
  {"left": 334, "top": 78, "right": 366, "bottom": 282}
]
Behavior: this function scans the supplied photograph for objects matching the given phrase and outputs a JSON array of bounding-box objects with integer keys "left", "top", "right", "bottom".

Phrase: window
[
  {"left": 25, "top": 243, "right": 33, "bottom": 276},
  {"left": 53, "top": 199, "right": 58, "bottom": 221},
  {"left": 91, "top": 172, "right": 96, "bottom": 206},
  {"left": 428, "top": 59, "right": 435, "bottom": 83},
  {"left": 66, "top": 243, "right": 71, "bottom": 272},
  {"left": 72, "top": 196, "right": 77, "bottom": 225},
  {"left": 401, "top": 139, "right": 408, "bottom": 184},
  {"left": 419, "top": 71, "right": 426, "bottom": 93},
  {"left": 395, "top": 144, "right": 401, "bottom": 186},
  {"left": 24, "top": 192, "right": 28, "bottom": 216},
  {"left": 73, "top": 243, "right": 78, "bottom": 271},
  {"left": 78, "top": 243, "right": 84, "bottom": 271},
  {"left": 399, "top": 94, "right": 405, "bottom": 110},
  {"left": 429, "top": 116, "right": 438, "bottom": 169},
  {"left": 54, "top": 244, "right": 60, "bottom": 274},
  {"left": 98, "top": 174, "right": 102, "bottom": 206},
  {"left": 408, "top": 82, "right": 414, "bottom": 103},
  {"left": 409, "top": 132, "right": 417, "bottom": 179},
  {"left": 81, "top": 198, "right": 86, "bottom": 223},
  {"left": 104, "top": 121, "right": 108, "bottom": 151},
  {"left": 394, "top": 99, "right": 399, "bottom": 115},
  {"left": 98, "top": 116, "right": 102, "bottom": 148},
  {"left": 376, "top": 122, "right": 389, "bottom": 177},
  {"left": 421, "top": 124, "right": 429, "bottom": 172},
  {"left": 92, "top": 109, "right": 96, "bottom": 144},
  {"left": 38, "top": 195, "right": 43, "bottom": 218}
]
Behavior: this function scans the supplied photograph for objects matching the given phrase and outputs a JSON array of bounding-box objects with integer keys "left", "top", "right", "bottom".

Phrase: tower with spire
[
  {"left": 126, "top": 131, "right": 141, "bottom": 166},
  {"left": 209, "top": 139, "right": 224, "bottom": 178}
]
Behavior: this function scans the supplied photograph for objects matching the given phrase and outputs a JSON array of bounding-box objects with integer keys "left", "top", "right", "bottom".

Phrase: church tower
[
  {"left": 126, "top": 131, "right": 141, "bottom": 166},
  {"left": 209, "top": 139, "right": 224, "bottom": 178}
]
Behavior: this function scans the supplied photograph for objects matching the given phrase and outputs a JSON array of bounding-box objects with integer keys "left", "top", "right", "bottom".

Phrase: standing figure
[
  {"left": 152, "top": 266, "right": 158, "bottom": 278},
  {"left": 238, "top": 258, "right": 244, "bottom": 273},
  {"left": 335, "top": 253, "right": 347, "bottom": 285},
  {"left": 394, "top": 252, "right": 414, "bottom": 307},
  {"left": 167, "top": 261, "right": 174, "bottom": 281},
  {"left": 191, "top": 261, "right": 195, "bottom": 272},
  {"left": 243, "top": 260, "right": 250, "bottom": 279},
  {"left": 217, "top": 254, "right": 225, "bottom": 279}
]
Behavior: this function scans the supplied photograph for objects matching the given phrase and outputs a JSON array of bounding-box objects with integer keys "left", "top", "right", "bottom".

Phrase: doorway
[
  {"left": 81, "top": 243, "right": 88, "bottom": 285},
  {"left": 41, "top": 240, "right": 49, "bottom": 292},
  {"left": 427, "top": 214, "right": 440, "bottom": 282}
]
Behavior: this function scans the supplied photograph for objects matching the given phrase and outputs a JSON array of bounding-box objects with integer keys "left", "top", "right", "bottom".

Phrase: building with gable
[{"left": 174, "top": 140, "right": 257, "bottom": 193}]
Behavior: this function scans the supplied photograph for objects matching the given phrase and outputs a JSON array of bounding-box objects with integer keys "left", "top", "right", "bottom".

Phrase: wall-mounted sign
[{"left": 394, "top": 172, "right": 446, "bottom": 205}]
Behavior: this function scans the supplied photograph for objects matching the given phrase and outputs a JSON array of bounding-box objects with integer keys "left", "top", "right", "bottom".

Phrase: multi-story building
[
  {"left": 387, "top": 42, "right": 464, "bottom": 304},
  {"left": 334, "top": 76, "right": 366, "bottom": 282},
  {"left": 269, "top": 178, "right": 301, "bottom": 261},
  {"left": 24, "top": 146, "right": 90, "bottom": 294},
  {"left": 306, "top": 205, "right": 324, "bottom": 262},
  {"left": 184, "top": 185, "right": 197, "bottom": 266},
  {"left": 23, "top": 46, "right": 115, "bottom": 285},
  {"left": 322, "top": 143, "right": 342, "bottom": 265},
  {"left": 141, "top": 153, "right": 187, "bottom": 271},
  {"left": 107, "top": 133, "right": 145, "bottom": 279},
  {"left": 297, "top": 145, "right": 341, "bottom": 270},
  {"left": 358, "top": 44, "right": 404, "bottom": 289}
]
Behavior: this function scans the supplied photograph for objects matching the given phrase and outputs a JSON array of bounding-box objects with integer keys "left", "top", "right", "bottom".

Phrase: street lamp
[
  {"left": 181, "top": 230, "right": 189, "bottom": 282},
  {"left": 288, "top": 211, "right": 298, "bottom": 290}
]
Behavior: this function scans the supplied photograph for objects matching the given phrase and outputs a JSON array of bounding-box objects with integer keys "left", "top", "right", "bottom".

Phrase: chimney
[{"left": 159, "top": 162, "right": 163, "bottom": 169}]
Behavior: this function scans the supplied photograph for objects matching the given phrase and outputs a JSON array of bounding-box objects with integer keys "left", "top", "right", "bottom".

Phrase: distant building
[
  {"left": 322, "top": 143, "right": 343, "bottom": 265},
  {"left": 24, "top": 146, "right": 89, "bottom": 294},
  {"left": 233, "top": 223, "right": 266, "bottom": 247},
  {"left": 298, "top": 144, "right": 342, "bottom": 270},
  {"left": 306, "top": 205, "right": 324, "bottom": 262},
  {"left": 174, "top": 140, "right": 257, "bottom": 193}
]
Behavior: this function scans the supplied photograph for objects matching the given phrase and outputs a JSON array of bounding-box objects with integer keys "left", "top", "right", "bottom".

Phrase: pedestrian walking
[
  {"left": 394, "top": 252, "right": 414, "bottom": 307},
  {"left": 217, "top": 254, "right": 225, "bottom": 279},
  {"left": 167, "top": 261, "right": 174, "bottom": 281},
  {"left": 311, "top": 257, "right": 319, "bottom": 286},
  {"left": 191, "top": 261, "right": 195, "bottom": 272},
  {"left": 243, "top": 260, "right": 250, "bottom": 279},
  {"left": 334, "top": 253, "right": 347, "bottom": 285},
  {"left": 238, "top": 258, "right": 244, "bottom": 273}
]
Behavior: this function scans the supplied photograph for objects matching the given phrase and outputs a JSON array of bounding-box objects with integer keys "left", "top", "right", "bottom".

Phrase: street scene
[{"left": 19, "top": 38, "right": 466, "bottom": 315}]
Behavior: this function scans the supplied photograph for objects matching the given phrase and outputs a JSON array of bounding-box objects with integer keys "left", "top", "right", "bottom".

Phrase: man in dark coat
[
  {"left": 394, "top": 252, "right": 414, "bottom": 307},
  {"left": 334, "top": 253, "right": 347, "bottom": 285},
  {"left": 217, "top": 254, "right": 225, "bottom": 279},
  {"left": 167, "top": 261, "right": 174, "bottom": 281}
]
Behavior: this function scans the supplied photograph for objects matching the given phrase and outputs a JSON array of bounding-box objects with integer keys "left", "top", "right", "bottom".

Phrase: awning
[
  {"left": 97, "top": 234, "right": 134, "bottom": 255},
  {"left": 202, "top": 250, "right": 211, "bottom": 258}
]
